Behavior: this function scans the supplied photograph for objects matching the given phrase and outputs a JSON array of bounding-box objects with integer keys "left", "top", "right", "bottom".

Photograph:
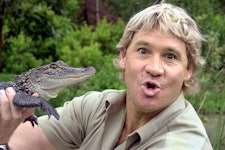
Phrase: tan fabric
[{"left": 39, "top": 89, "right": 212, "bottom": 150}]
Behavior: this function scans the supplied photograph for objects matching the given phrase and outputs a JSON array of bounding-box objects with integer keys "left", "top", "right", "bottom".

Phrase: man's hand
[{"left": 0, "top": 87, "right": 35, "bottom": 144}]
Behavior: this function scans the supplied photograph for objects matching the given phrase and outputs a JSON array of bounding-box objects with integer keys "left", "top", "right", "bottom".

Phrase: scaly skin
[{"left": 0, "top": 60, "right": 96, "bottom": 126}]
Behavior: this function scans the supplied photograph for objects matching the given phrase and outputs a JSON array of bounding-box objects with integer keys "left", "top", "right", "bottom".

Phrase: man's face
[{"left": 118, "top": 29, "right": 192, "bottom": 114}]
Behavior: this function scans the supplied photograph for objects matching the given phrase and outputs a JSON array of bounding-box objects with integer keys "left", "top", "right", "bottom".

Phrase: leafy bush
[
  {"left": 55, "top": 28, "right": 104, "bottom": 68},
  {"left": 55, "top": 19, "right": 125, "bottom": 69},
  {"left": 2, "top": 32, "right": 44, "bottom": 73},
  {"left": 92, "top": 18, "right": 125, "bottom": 54},
  {"left": 2, "top": 1, "right": 76, "bottom": 73},
  {"left": 0, "top": 74, "right": 15, "bottom": 82}
]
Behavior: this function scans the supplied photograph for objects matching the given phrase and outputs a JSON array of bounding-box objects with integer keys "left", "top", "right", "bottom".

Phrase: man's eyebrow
[
  {"left": 167, "top": 48, "right": 182, "bottom": 58},
  {"left": 134, "top": 40, "right": 151, "bottom": 47},
  {"left": 134, "top": 41, "right": 183, "bottom": 58}
]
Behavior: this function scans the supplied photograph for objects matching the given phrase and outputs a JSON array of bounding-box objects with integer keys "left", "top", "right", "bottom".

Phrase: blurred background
[{"left": 0, "top": 0, "right": 224, "bottom": 149}]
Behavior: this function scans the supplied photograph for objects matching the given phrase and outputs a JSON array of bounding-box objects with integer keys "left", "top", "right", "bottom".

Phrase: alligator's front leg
[
  {"left": 13, "top": 92, "right": 60, "bottom": 120},
  {"left": 0, "top": 82, "right": 38, "bottom": 126}
]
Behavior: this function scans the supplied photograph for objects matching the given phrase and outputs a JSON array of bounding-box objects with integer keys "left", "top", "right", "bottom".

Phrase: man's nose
[{"left": 145, "top": 57, "right": 164, "bottom": 77}]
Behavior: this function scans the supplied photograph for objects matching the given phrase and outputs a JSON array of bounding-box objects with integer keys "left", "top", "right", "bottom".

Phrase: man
[{"left": 0, "top": 2, "right": 213, "bottom": 150}]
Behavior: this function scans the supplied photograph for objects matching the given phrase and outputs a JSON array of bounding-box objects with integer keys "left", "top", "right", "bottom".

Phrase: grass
[
  {"left": 213, "top": 88, "right": 225, "bottom": 150},
  {"left": 187, "top": 67, "right": 225, "bottom": 149}
]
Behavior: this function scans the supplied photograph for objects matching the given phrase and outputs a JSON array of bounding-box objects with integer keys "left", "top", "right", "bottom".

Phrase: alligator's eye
[{"left": 50, "top": 64, "right": 59, "bottom": 69}]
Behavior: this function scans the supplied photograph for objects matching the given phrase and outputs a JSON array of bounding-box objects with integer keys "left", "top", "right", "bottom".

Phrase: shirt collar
[
  {"left": 105, "top": 90, "right": 126, "bottom": 113},
  {"left": 136, "top": 93, "right": 186, "bottom": 143},
  {"left": 103, "top": 90, "right": 186, "bottom": 149}
]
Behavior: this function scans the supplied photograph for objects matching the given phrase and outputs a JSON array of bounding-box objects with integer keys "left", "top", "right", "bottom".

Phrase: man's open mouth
[
  {"left": 142, "top": 81, "right": 160, "bottom": 96},
  {"left": 146, "top": 81, "right": 160, "bottom": 89},
  {"left": 147, "top": 82, "right": 157, "bottom": 89}
]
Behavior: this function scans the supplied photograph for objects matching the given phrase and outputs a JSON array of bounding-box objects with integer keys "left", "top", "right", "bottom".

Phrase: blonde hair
[{"left": 115, "top": 3, "right": 205, "bottom": 94}]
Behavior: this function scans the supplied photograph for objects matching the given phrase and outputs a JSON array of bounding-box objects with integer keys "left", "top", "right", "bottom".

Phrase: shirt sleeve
[{"left": 38, "top": 91, "right": 106, "bottom": 150}]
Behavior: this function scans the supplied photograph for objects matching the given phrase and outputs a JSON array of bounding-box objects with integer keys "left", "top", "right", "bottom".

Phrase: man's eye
[
  {"left": 138, "top": 48, "right": 148, "bottom": 54},
  {"left": 165, "top": 53, "right": 176, "bottom": 59}
]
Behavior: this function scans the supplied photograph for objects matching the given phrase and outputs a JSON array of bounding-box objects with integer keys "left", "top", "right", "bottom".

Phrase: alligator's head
[{"left": 15, "top": 60, "right": 96, "bottom": 100}]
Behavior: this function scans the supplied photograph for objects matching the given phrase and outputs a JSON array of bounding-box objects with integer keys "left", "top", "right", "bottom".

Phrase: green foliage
[
  {"left": 2, "top": 0, "right": 76, "bottom": 73},
  {"left": 108, "top": 0, "right": 154, "bottom": 22},
  {"left": 0, "top": 74, "right": 15, "bottom": 82},
  {"left": 54, "top": 24, "right": 104, "bottom": 68},
  {"left": 187, "top": 60, "right": 224, "bottom": 115},
  {"left": 4, "top": 1, "right": 73, "bottom": 38},
  {"left": 2, "top": 32, "right": 44, "bottom": 73},
  {"left": 213, "top": 97, "right": 225, "bottom": 150},
  {"left": 188, "top": 91, "right": 224, "bottom": 115},
  {"left": 93, "top": 19, "right": 125, "bottom": 54},
  {"left": 202, "top": 18, "right": 225, "bottom": 72},
  {"left": 59, "top": 41, "right": 103, "bottom": 68},
  {"left": 45, "top": 0, "right": 81, "bottom": 16},
  {"left": 55, "top": 19, "right": 125, "bottom": 69}
]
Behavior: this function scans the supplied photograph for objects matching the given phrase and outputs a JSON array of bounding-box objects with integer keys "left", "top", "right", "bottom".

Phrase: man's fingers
[
  {"left": 0, "top": 88, "right": 23, "bottom": 143},
  {"left": 5, "top": 88, "right": 24, "bottom": 121},
  {"left": 6, "top": 87, "right": 16, "bottom": 99},
  {"left": 32, "top": 93, "right": 39, "bottom": 97},
  {"left": 0, "top": 88, "right": 36, "bottom": 124},
  {"left": 6, "top": 88, "right": 35, "bottom": 121},
  {"left": 0, "top": 89, "right": 12, "bottom": 121}
]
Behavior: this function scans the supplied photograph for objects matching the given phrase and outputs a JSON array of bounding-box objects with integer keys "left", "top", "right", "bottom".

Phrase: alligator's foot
[
  {"left": 24, "top": 115, "right": 38, "bottom": 127},
  {"left": 13, "top": 92, "right": 60, "bottom": 120},
  {"left": 40, "top": 100, "right": 60, "bottom": 120}
]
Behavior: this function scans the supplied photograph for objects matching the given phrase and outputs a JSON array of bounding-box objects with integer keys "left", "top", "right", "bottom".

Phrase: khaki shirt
[{"left": 39, "top": 89, "right": 213, "bottom": 150}]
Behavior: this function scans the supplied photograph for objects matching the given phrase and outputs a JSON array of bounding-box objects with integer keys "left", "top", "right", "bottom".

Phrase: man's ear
[
  {"left": 184, "top": 63, "right": 193, "bottom": 81},
  {"left": 118, "top": 48, "right": 126, "bottom": 69}
]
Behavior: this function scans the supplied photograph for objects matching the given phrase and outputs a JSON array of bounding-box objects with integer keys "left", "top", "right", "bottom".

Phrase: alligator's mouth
[
  {"left": 39, "top": 66, "right": 96, "bottom": 90},
  {"left": 44, "top": 66, "right": 96, "bottom": 78}
]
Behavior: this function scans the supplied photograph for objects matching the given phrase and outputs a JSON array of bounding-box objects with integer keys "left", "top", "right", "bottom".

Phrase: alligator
[{"left": 0, "top": 60, "right": 96, "bottom": 126}]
